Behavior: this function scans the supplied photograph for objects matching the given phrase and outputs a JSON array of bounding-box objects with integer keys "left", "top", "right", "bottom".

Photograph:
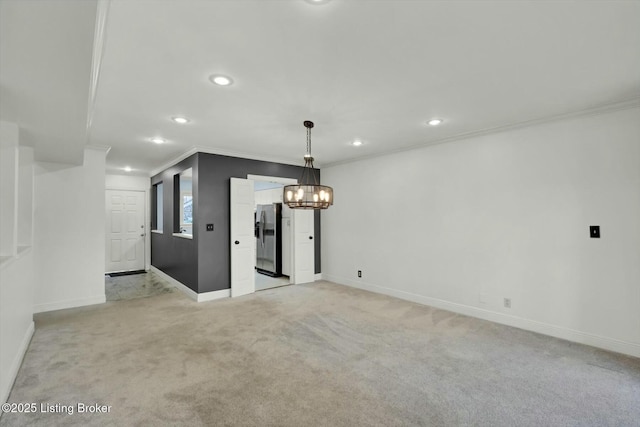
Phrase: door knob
[
  {"left": 235, "top": 240, "right": 240, "bottom": 245},
  {"left": 309, "top": 236, "right": 313, "bottom": 240}
]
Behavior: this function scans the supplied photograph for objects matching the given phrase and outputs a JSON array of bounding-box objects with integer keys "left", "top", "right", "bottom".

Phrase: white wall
[
  {"left": 322, "top": 107, "right": 640, "bottom": 357},
  {"left": 106, "top": 173, "right": 151, "bottom": 269},
  {"left": 255, "top": 187, "right": 282, "bottom": 206},
  {"left": 0, "top": 122, "right": 18, "bottom": 258},
  {"left": 33, "top": 147, "right": 108, "bottom": 313},
  {"left": 105, "top": 173, "right": 149, "bottom": 191},
  {"left": 18, "top": 147, "right": 34, "bottom": 248},
  {"left": 0, "top": 252, "right": 35, "bottom": 405},
  {"left": 0, "top": 121, "right": 35, "bottom": 405}
]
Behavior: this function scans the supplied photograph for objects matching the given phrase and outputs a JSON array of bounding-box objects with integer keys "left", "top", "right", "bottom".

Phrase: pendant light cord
[{"left": 284, "top": 120, "right": 333, "bottom": 209}]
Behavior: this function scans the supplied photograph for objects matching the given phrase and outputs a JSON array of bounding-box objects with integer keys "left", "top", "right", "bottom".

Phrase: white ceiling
[
  {"left": 2, "top": 1, "right": 640, "bottom": 175},
  {"left": 0, "top": 0, "right": 98, "bottom": 164}
]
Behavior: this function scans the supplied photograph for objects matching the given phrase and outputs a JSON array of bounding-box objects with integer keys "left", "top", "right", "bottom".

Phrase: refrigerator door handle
[{"left": 261, "top": 210, "right": 266, "bottom": 247}]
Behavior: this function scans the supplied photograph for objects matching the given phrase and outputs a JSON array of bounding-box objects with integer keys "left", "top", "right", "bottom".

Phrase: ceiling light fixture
[
  {"left": 352, "top": 140, "right": 363, "bottom": 147},
  {"left": 209, "top": 74, "right": 233, "bottom": 86},
  {"left": 427, "top": 118, "right": 443, "bottom": 126},
  {"left": 283, "top": 121, "right": 333, "bottom": 210},
  {"left": 151, "top": 137, "right": 165, "bottom": 144},
  {"left": 124, "top": 166, "right": 132, "bottom": 172},
  {"left": 172, "top": 116, "right": 189, "bottom": 124}
]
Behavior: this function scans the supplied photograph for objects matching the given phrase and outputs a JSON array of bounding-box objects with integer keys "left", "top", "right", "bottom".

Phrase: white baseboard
[
  {"left": 1, "top": 321, "right": 34, "bottom": 405},
  {"left": 150, "top": 266, "right": 230, "bottom": 302},
  {"left": 324, "top": 274, "right": 640, "bottom": 359},
  {"left": 196, "top": 288, "right": 231, "bottom": 302},
  {"left": 314, "top": 273, "right": 323, "bottom": 281},
  {"left": 33, "top": 295, "right": 106, "bottom": 314}
]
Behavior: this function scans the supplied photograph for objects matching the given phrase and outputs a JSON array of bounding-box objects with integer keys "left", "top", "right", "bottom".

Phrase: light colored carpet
[{"left": 1, "top": 281, "right": 639, "bottom": 426}]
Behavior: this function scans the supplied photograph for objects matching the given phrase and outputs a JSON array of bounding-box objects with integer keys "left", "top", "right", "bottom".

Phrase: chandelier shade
[{"left": 283, "top": 121, "right": 334, "bottom": 210}]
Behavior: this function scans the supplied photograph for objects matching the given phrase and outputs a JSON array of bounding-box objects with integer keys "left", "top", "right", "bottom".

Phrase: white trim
[
  {"left": 151, "top": 266, "right": 198, "bottom": 300},
  {"left": 85, "top": 144, "right": 111, "bottom": 155},
  {"left": 324, "top": 97, "right": 640, "bottom": 168},
  {"left": 192, "top": 145, "right": 303, "bottom": 168},
  {"left": 151, "top": 230, "right": 163, "bottom": 234},
  {"left": 172, "top": 233, "right": 193, "bottom": 239},
  {"left": 1, "top": 247, "right": 33, "bottom": 271},
  {"left": 1, "top": 321, "right": 34, "bottom": 405},
  {"left": 86, "top": 0, "right": 110, "bottom": 132},
  {"left": 314, "top": 273, "right": 323, "bottom": 281},
  {"left": 149, "top": 146, "right": 304, "bottom": 178},
  {"left": 247, "top": 175, "right": 298, "bottom": 185},
  {"left": 149, "top": 147, "right": 198, "bottom": 177},
  {"left": 105, "top": 184, "right": 150, "bottom": 192},
  {"left": 34, "top": 295, "right": 106, "bottom": 314},
  {"left": 104, "top": 188, "right": 150, "bottom": 272},
  {"left": 150, "top": 266, "right": 230, "bottom": 302},
  {"left": 196, "top": 288, "right": 231, "bottom": 302},
  {"left": 324, "top": 274, "right": 640, "bottom": 359}
]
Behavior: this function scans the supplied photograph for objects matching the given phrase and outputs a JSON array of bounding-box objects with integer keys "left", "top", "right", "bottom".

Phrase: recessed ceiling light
[
  {"left": 304, "top": 0, "right": 331, "bottom": 4},
  {"left": 124, "top": 166, "right": 132, "bottom": 172},
  {"left": 352, "top": 140, "right": 363, "bottom": 147},
  {"left": 209, "top": 75, "right": 233, "bottom": 86},
  {"left": 172, "top": 116, "right": 189, "bottom": 124},
  {"left": 427, "top": 118, "right": 443, "bottom": 126},
  {"left": 151, "top": 137, "right": 165, "bottom": 144}
]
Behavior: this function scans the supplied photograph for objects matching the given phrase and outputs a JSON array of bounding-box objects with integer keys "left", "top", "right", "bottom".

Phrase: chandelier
[{"left": 283, "top": 121, "right": 333, "bottom": 210}]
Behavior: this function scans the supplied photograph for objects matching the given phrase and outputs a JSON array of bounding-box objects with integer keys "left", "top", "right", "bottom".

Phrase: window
[
  {"left": 174, "top": 168, "right": 193, "bottom": 237},
  {"left": 181, "top": 192, "right": 193, "bottom": 231},
  {"left": 152, "top": 182, "right": 163, "bottom": 233}
]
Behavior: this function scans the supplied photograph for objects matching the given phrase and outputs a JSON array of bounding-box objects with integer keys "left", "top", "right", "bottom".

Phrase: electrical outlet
[
  {"left": 206, "top": 224, "right": 214, "bottom": 231},
  {"left": 504, "top": 298, "right": 511, "bottom": 308},
  {"left": 357, "top": 270, "right": 362, "bottom": 278}
]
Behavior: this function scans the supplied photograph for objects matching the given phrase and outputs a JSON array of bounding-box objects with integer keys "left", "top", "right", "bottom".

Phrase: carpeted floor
[{"left": 1, "top": 281, "right": 639, "bottom": 426}]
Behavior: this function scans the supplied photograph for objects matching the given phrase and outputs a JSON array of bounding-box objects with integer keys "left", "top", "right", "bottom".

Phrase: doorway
[
  {"left": 254, "top": 180, "right": 290, "bottom": 291},
  {"left": 105, "top": 189, "right": 146, "bottom": 273},
  {"left": 230, "top": 175, "right": 315, "bottom": 297}
]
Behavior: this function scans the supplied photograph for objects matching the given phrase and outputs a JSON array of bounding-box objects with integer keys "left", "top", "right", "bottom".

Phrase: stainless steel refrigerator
[{"left": 255, "top": 203, "right": 282, "bottom": 276}]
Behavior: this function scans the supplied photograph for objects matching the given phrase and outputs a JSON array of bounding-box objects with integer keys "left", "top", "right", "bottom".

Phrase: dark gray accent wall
[
  {"left": 151, "top": 152, "right": 321, "bottom": 293},
  {"left": 151, "top": 155, "right": 199, "bottom": 292}
]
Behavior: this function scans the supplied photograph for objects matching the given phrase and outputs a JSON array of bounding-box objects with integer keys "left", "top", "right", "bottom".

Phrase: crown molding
[
  {"left": 324, "top": 96, "right": 640, "bottom": 168},
  {"left": 149, "top": 147, "right": 198, "bottom": 177},
  {"left": 85, "top": 144, "right": 111, "bottom": 154},
  {"left": 193, "top": 145, "right": 301, "bottom": 167},
  {"left": 86, "top": 0, "right": 110, "bottom": 135},
  {"left": 149, "top": 97, "right": 639, "bottom": 175},
  {"left": 148, "top": 145, "right": 304, "bottom": 177}
]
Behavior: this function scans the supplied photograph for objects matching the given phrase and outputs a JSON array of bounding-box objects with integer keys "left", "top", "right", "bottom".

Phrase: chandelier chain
[{"left": 282, "top": 120, "right": 333, "bottom": 209}]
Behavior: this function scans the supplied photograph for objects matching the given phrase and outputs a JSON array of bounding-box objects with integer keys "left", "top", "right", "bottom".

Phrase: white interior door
[
  {"left": 105, "top": 189, "right": 145, "bottom": 273},
  {"left": 281, "top": 216, "right": 291, "bottom": 276},
  {"left": 230, "top": 177, "right": 255, "bottom": 297},
  {"left": 292, "top": 209, "right": 314, "bottom": 284}
]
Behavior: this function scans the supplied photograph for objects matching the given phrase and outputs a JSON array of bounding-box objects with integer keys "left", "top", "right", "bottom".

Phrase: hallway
[{"left": 105, "top": 270, "right": 174, "bottom": 301}]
